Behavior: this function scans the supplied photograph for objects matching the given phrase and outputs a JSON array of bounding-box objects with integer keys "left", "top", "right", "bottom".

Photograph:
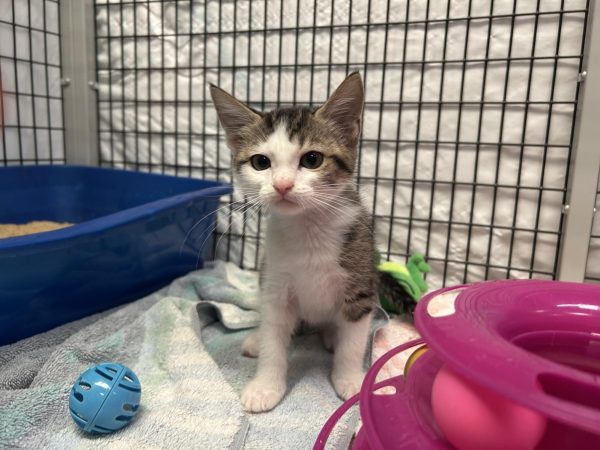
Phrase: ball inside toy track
[
  {"left": 403, "top": 344, "right": 429, "bottom": 377},
  {"left": 431, "top": 364, "right": 546, "bottom": 450},
  {"left": 69, "top": 362, "right": 141, "bottom": 434}
]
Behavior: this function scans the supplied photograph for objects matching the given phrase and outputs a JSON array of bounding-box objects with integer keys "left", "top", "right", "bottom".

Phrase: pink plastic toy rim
[
  {"left": 359, "top": 338, "right": 426, "bottom": 450},
  {"left": 313, "top": 378, "right": 401, "bottom": 450},
  {"left": 415, "top": 280, "right": 600, "bottom": 435},
  {"left": 313, "top": 338, "right": 425, "bottom": 450},
  {"left": 313, "top": 389, "right": 359, "bottom": 449}
]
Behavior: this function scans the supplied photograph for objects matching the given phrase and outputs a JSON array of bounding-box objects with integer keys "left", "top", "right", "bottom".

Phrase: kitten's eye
[
  {"left": 250, "top": 154, "right": 271, "bottom": 171},
  {"left": 300, "top": 151, "right": 324, "bottom": 169}
]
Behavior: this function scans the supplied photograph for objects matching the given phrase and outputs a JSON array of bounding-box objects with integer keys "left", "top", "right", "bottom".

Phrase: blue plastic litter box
[{"left": 0, "top": 165, "right": 232, "bottom": 345}]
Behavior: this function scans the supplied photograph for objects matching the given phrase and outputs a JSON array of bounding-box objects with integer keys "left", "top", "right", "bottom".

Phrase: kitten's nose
[{"left": 273, "top": 181, "right": 294, "bottom": 196}]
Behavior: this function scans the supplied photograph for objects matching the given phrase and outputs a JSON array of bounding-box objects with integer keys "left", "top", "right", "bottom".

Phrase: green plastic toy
[{"left": 377, "top": 253, "right": 431, "bottom": 315}]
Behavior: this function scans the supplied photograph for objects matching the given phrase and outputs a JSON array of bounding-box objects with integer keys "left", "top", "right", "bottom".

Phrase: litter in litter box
[{"left": 0, "top": 221, "right": 73, "bottom": 239}]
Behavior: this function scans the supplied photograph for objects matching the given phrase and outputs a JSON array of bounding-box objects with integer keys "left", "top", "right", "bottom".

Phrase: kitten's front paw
[
  {"left": 241, "top": 331, "right": 259, "bottom": 358},
  {"left": 241, "top": 378, "right": 286, "bottom": 413},
  {"left": 332, "top": 371, "right": 364, "bottom": 400}
]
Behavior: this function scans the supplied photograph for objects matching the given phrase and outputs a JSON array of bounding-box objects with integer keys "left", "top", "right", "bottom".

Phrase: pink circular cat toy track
[{"left": 314, "top": 279, "right": 600, "bottom": 450}]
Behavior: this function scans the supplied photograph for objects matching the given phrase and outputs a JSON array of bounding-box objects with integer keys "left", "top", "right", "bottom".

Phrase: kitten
[{"left": 210, "top": 72, "right": 378, "bottom": 413}]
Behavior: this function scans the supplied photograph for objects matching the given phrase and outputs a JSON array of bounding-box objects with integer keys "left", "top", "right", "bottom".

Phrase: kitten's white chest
[{"left": 266, "top": 212, "right": 354, "bottom": 323}]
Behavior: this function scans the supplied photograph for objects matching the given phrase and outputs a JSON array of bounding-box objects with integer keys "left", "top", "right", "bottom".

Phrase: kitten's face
[
  {"left": 210, "top": 73, "right": 364, "bottom": 216},
  {"left": 231, "top": 107, "right": 356, "bottom": 215}
]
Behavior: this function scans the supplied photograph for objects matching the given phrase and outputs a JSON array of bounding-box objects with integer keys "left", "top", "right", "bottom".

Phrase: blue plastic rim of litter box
[
  {"left": 0, "top": 165, "right": 232, "bottom": 345},
  {"left": 69, "top": 362, "right": 141, "bottom": 434}
]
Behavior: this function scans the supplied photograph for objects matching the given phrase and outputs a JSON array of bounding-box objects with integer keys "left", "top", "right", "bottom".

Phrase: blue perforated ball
[{"left": 69, "top": 362, "right": 141, "bottom": 434}]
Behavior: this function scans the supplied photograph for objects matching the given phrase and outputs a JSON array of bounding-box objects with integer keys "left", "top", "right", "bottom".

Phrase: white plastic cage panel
[
  {"left": 585, "top": 182, "right": 600, "bottom": 283},
  {"left": 94, "top": 0, "right": 590, "bottom": 289},
  {"left": 0, "top": 0, "right": 65, "bottom": 165}
]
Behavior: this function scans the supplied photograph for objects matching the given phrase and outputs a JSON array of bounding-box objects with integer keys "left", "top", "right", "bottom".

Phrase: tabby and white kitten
[{"left": 210, "top": 72, "right": 378, "bottom": 413}]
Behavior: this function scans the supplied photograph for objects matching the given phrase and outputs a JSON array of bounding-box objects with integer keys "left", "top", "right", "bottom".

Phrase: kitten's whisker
[
  {"left": 212, "top": 201, "right": 263, "bottom": 265},
  {"left": 233, "top": 190, "right": 263, "bottom": 198},
  {"left": 190, "top": 199, "right": 259, "bottom": 262},
  {"left": 194, "top": 201, "right": 261, "bottom": 269},
  {"left": 204, "top": 199, "right": 263, "bottom": 268},
  {"left": 297, "top": 195, "right": 308, "bottom": 213},
  {"left": 308, "top": 195, "right": 356, "bottom": 219},
  {"left": 179, "top": 198, "right": 257, "bottom": 254},
  {"left": 312, "top": 192, "right": 358, "bottom": 208},
  {"left": 317, "top": 181, "right": 357, "bottom": 187},
  {"left": 308, "top": 202, "right": 353, "bottom": 220},
  {"left": 314, "top": 191, "right": 356, "bottom": 201},
  {"left": 316, "top": 181, "right": 358, "bottom": 190},
  {"left": 316, "top": 185, "right": 358, "bottom": 193},
  {"left": 311, "top": 193, "right": 358, "bottom": 208},
  {"left": 316, "top": 188, "right": 358, "bottom": 198}
]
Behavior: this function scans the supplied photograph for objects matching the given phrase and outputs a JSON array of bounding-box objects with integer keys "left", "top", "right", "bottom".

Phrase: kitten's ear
[
  {"left": 315, "top": 72, "right": 364, "bottom": 149},
  {"left": 209, "top": 84, "right": 261, "bottom": 152}
]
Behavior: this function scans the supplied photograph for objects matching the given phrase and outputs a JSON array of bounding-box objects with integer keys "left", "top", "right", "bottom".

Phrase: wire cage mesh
[
  {"left": 92, "top": 0, "right": 593, "bottom": 289},
  {"left": 0, "top": 0, "right": 65, "bottom": 165},
  {"left": 1, "top": 0, "right": 597, "bottom": 290}
]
